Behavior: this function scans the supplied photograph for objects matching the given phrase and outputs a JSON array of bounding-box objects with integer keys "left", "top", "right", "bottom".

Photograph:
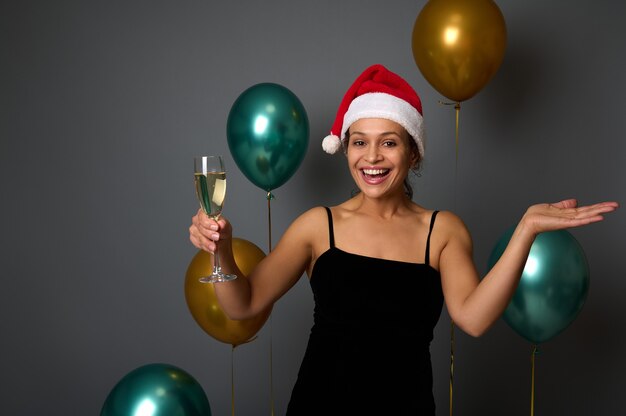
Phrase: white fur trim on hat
[
  {"left": 341, "top": 92, "right": 425, "bottom": 157},
  {"left": 322, "top": 134, "right": 342, "bottom": 154}
]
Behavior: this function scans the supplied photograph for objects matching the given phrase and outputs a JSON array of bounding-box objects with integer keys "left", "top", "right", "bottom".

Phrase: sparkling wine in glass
[{"left": 194, "top": 155, "right": 237, "bottom": 283}]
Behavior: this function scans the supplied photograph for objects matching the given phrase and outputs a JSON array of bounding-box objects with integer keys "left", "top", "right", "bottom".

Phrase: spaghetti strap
[
  {"left": 323, "top": 207, "right": 335, "bottom": 248},
  {"left": 424, "top": 210, "right": 439, "bottom": 266}
]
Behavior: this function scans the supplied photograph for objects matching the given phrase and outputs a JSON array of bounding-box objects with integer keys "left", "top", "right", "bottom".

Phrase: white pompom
[{"left": 322, "top": 134, "right": 342, "bottom": 154}]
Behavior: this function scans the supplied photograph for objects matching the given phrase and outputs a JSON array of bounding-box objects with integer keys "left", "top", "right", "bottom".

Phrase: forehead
[{"left": 348, "top": 118, "right": 408, "bottom": 138}]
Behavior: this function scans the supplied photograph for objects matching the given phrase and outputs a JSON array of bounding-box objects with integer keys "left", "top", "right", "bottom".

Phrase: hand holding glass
[{"left": 194, "top": 156, "right": 237, "bottom": 283}]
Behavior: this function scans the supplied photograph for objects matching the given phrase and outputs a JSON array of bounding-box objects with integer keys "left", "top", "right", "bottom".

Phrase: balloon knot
[{"left": 266, "top": 192, "right": 275, "bottom": 200}]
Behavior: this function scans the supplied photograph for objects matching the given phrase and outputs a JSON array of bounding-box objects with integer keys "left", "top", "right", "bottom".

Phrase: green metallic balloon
[
  {"left": 487, "top": 228, "right": 590, "bottom": 344},
  {"left": 227, "top": 83, "right": 309, "bottom": 191},
  {"left": 101, "top": 363, "right": 211, "bottom": 416}
]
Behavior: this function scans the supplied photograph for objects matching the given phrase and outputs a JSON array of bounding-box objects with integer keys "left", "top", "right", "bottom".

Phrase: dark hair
[{"left": 404, "top": 135, "right": 423, "bottom": 199}]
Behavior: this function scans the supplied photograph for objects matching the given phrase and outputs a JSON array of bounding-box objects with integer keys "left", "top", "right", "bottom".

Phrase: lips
[{"left": 361, "top": 167, "right": 390, "bottom": 184}]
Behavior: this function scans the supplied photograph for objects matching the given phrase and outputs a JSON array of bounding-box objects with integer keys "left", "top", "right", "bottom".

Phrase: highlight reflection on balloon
[
  {"left": 101, "top": 363, "right": 211, "bottom": 416},
  {"left": 487, "top": 228, "right": 590, "bottom": 344},
  {"left": 227, "top": 82, "right": 309, "bottom": 192},
  {"left": 185, "top": 238, "right": 271, "bottom": 347},
  {"left": 412, "top": 0, "right": 507, "bottom": 102}
]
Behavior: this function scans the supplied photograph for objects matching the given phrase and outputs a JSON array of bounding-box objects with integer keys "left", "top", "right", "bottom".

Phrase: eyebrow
[{"left": 348, "top": 130, "right": 402, "bottom": 138}]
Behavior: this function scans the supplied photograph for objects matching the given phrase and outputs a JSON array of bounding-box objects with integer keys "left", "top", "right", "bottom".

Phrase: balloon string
[
  {"left": 530, "top": 345, "right": 536, "bottom": 416},
  {"left": 267, "top": 191, "right": 274, "bottom": 250},
  {"left": 437, "top": 101, "right": 461, "bottom": 213},
  {"left": 267, "top": 191, "right": 275, "bottom": 416},
  {"left": 452, "top": 102, "right": 460, "bottom": 416},
  {"left": 449, "top": 321, "right": 455, "bottom": 416},
  {"left": 231, "top": 345, "right": 236, "bottom": 416},
  {"left": 269, "top": 316, "right": 274, "bottom": 416},
  {"left": 454, "top": 102, "right": 460, "bottom": 209},
  {"left": 438, "top": 99, "right": 461, "bottom": 416}
]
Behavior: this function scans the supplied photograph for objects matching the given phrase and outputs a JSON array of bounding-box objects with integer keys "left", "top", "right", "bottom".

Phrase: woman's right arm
[{"left": 189, "top": 207, "right": 324, "bottom": 320}]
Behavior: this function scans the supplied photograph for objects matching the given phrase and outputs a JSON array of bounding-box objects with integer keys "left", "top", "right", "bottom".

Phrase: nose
[{"left": 364, "top": 145, "right": 382, "bottom": 163}]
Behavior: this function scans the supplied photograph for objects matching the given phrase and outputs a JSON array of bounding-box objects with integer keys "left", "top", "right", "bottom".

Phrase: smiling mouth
[{"left": 361, "top": 168, "right": 390, "bottom": 181}]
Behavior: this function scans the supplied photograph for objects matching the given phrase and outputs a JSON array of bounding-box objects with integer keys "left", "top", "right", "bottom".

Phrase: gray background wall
[{"left": 2, "top": 0, "right": 625, "bottom": 415}]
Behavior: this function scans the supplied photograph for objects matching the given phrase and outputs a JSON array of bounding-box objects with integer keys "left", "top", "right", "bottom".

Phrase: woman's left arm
[{"left": 440, "top": 199, "right": 618, "bottom": 337}]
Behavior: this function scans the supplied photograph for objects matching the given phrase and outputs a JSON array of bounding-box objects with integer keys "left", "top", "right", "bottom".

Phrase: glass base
[{"left": 199, "top": 272, "right": 237, "bottom": 284}]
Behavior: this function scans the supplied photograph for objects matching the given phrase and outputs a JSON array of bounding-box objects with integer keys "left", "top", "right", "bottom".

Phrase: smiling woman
[
  {"left": 346, "top": 118, "right": 417, "bottom": 197},
  {"left": 188, "top": 64, "right": 618, "bottom": 415}
]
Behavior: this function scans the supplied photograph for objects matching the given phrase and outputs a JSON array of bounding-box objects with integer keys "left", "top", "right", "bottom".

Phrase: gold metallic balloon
[
  {"left": 412, "top": 0, "right": 507, "bottom": 102},
  {"left": 184, "top": 238, "right": 272, "bottom": 347}
]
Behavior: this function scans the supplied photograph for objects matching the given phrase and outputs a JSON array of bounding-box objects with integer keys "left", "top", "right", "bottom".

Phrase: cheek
[{"left": 346, "top": 149, "right": 361, "bottom": 164}]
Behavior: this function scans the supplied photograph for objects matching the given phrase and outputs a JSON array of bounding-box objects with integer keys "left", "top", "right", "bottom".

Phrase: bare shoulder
[
  {"left": 433, "top": 210, "right": 473, "bottom": 252},
  {"left": 289, "top": 206, "right": 329, "bottom": 230},
  {"left": 280, "top": 206, "right": 329, "bottom": 244},
  {"left": 274, "top": 206, "right": 331, "bottom": 275},
  {"left": 268, "top": 206, "right": 329, "bottom": 262},
  {"left": 434, "top": 210, "right": 467, "bottom": 228}
]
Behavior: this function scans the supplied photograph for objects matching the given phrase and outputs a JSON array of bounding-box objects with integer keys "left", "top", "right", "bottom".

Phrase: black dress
[{"left": 286, "top": 207, "right": 444, "bottom": 415}]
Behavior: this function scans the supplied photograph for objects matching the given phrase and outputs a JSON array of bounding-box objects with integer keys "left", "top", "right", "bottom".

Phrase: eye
[
  {"left": 350, "top": 139, "right": 365, "bottom": 147},
  {"left": 382, "top": 140, "right": 397, "bottom": 147}
]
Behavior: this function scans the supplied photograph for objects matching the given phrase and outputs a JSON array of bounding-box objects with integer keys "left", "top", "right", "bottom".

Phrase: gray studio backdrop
[{"left": 2, "top": 1, "right": 625, "bottom": 415}]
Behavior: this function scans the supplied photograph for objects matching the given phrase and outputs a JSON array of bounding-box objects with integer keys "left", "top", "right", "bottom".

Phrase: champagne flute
[{"left": 194, "top": 155, "right": 237, "bottom": 283}]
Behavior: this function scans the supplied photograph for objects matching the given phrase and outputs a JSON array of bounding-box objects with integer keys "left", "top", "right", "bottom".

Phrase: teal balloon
[
  {"left": 487, "top": 228, "right": 590, "bottom": 344},
  {"left": 101, "top": 363, "right": 211, "bottom": 416},
  {"left": 227, "top": 83, "right": 309, "bottom": 191}
]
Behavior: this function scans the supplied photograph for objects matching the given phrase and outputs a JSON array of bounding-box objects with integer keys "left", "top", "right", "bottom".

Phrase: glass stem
[
  {"left": 213, "top": 245, "right": 221, "bottom": 274},
  {"left": 210, "top": 214, "right": 222, "bottom": 275}
]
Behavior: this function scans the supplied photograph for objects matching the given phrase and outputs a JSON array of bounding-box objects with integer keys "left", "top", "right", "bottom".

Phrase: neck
[{"left": 351, "top": 191, "right": 413, "bottom": 219}]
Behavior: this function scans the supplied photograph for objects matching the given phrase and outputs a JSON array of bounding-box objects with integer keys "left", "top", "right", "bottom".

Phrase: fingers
[
  {"left": 588, "top": 201, "right": 619, "bottom": 210},
  {"left": 189, "top": 224, "right": 216, "bottom": 252},
  {"left": 545, "top": 200, "right": 618, "bottom": 217},
  {"left": 524, "top": 200, "right": 618, "bottom": 235},
  {"left": 189, "top": 227, "right": 212, "bottom": 252},
  {"left": 551, "top": 199, "right": 578, "bottom": 209},
  {"left": 189, "top": 211, "right": 221, "bottom": 252},
  {"left": 566, "top": 201, "right": 619, "bottom": 220}
]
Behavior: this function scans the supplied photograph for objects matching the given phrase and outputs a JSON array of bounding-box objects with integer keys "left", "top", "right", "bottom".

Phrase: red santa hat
[{"left": 322, "top": 64, "right": 425, "bottom": 157}]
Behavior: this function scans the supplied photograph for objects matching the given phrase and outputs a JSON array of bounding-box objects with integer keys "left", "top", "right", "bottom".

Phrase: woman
[{"left": 189, "top": 64, "right": 618, "bottom": 415}]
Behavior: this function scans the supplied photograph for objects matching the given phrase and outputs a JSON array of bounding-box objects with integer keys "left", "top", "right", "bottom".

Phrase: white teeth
[{"left": 362, "top": 168, "right": 388, "bottom": 175}]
